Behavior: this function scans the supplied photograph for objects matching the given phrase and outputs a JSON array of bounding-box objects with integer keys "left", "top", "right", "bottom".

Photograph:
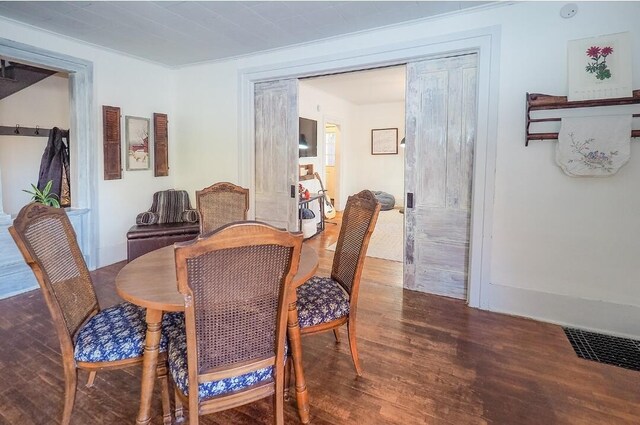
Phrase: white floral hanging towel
[{"left": 556, "top": 115, "right": 632, "bottom": 177}]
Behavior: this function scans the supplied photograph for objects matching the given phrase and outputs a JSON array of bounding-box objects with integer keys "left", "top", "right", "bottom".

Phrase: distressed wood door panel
[
  {"left": 254, "top": 79, "right": 298, "bottom": 231},
  {"left": 420, "top": 209, "right": 470, "bottom": 242},
  {"left": 405, "top": 54, "right": 478, "bottom": 299}
]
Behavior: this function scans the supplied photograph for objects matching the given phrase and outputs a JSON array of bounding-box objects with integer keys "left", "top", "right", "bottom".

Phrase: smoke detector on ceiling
[{"left": 560, "top": 3, "right": 578, "bottom": 19}]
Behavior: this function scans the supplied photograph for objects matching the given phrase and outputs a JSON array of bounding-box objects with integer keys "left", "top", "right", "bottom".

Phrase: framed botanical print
[{"left": 568, "top": 32, "right": 632, "bottom": 101}]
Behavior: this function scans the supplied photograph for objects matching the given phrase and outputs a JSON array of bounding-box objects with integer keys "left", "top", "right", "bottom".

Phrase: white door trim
[
  {"left": 0, "top": 37, "right": 97, "bottom": 269},
  {"left": 238, "top": 26, "right": 501, "bottom": 309},
  {"left": 321, "top": 115, "right": 343, "bottom": 211}
]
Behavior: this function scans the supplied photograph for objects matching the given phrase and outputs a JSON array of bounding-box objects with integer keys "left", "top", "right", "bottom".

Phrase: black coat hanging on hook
[{"left": 37, "top": 127, "right": 71, "bottom": 207}]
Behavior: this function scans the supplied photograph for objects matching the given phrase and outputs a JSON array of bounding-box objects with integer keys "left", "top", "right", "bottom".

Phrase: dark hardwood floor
[{"left": 1, "top": 216, "right": 638, "bottom": 424}]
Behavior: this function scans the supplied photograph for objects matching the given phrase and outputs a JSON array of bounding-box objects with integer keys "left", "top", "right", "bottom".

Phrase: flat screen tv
[{"left": 299, "top": 117, "right": 317, "bottom": 158}]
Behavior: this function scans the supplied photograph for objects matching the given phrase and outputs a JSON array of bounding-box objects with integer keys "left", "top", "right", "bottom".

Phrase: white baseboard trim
[
  {"left": 0, "top": 284, "right": 38, "bottom": 300},
  {"left": 0, "top": 262, "right": 38, "bottom": 300},
  {"left": 487, "top": 283, "right": 640, "bottom": 339}
]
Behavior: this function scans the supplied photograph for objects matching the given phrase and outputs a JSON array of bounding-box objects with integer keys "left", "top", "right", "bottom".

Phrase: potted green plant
[{"left": 23, "top": 180, "right": 61, "bottom": 208}]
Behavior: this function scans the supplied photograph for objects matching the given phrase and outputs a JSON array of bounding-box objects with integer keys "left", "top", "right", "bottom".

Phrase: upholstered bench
[
  {"left": 126, "top": 222, "right": 199, "bottom": 262},
  {"left": 126, "top": 189, "right": 200, "bottom": 262}
]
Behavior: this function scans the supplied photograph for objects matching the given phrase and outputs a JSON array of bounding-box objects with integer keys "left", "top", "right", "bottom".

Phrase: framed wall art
[
  {"left": 125, "top": 116, "right": 150, "bottom": 171},
  {"left": 568, "top": 32, "right": 632, "bottom": 101},
  {"left": 371, "top": 128, "right": 398, "bottom": 155}
]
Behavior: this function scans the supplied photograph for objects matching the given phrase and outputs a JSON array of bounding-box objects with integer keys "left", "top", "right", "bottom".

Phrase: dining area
[
  {"left": 6, "top": 183, "right": 381, "bottom": 425},
  {"left": 4, "top": 184, "right": 640, "bottom": 425}
]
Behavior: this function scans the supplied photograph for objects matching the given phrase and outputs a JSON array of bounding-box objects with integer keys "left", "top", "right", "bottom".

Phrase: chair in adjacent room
[
  {"left": 9, "top": 203, "right": 179, "bottom": 425},
  {"left": 294, "top": 190, "right": 381, "bottom": 376},
  {"left": 196, "top": 182, "right": 249, "bottom": 234},
  {"left": 169, "top": 222, "right": 302, "bottom": 425}
]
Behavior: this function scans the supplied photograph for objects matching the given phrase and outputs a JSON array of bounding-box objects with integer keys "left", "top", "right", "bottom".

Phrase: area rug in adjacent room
[{"left": 326, "top": 209, "right": 403, "bottom": 262}]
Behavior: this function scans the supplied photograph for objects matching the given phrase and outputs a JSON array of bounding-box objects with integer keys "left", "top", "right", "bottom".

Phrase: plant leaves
[
  {"left": 43, "top": 180, "right": 53, "bottom": 196},
  {"left": 23, "top": 180, "right": 60, "bottom": 207}
]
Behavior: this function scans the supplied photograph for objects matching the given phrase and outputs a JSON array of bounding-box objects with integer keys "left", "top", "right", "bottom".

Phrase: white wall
[
  {"left": 0, "top": 18, "right": 178, "bottom": 266},
  {"left": 172, "top": 61, "right": 238, "bottom": 197},
  {"left": 348, "top": 101, "right": 404, "bottom": 205},
  {"left": 173, "top": 2, "right": 640, "bottom": 336},
  {"left": 0, "top": 73, "right": 69, "bottom": 214}
]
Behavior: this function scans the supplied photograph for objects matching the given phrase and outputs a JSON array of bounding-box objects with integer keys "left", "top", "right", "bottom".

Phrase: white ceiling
[
  {"left": 302, "top": 65, "right": 406, "bottom": 105},
  {"left": 0, "top": 1, "right": 490, "bottom": 67}
]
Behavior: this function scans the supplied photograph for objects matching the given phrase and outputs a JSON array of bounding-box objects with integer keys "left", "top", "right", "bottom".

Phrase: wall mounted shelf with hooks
[
  {"left": 525, "top": 90, "right": 640, "bottom": 146},
  {"left": 0, "top": 125, "right": 69, "bottom": 138}
]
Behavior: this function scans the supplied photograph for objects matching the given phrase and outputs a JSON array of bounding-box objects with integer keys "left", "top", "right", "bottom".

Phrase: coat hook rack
[
  {"left": 525, "top": 90, "right": 640, "bottom": 146},
  {"left": 0, "top": 125, "right": 69, "bottom": 138}
]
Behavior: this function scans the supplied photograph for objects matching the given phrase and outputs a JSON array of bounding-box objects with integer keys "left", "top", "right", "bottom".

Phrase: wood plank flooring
[{"left": 0, "top": 217, "right": 638, "bottom": 424}]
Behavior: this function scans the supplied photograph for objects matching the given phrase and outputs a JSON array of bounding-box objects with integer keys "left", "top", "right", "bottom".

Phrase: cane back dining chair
[
  {"left": 169, "top": 222, "right": 303, "bottom": 425},
  {"left": 196, "top": 182, "right": 249, "bottom": 234},
  {"left": 294, "top": 190, "right": 380, "bottom": 376},
  {"left": 9, "top": 203, "right": 180, "bottom": 425}
]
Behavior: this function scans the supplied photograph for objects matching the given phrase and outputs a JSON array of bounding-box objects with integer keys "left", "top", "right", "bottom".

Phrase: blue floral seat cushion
[
  {"left": 296, "top": 276, "right": 350, "bottom": 328},
  {"left": 168, "top": 330, "right": 274, "bottom": 401},
  {"left": 74, "top": 302, "right": 184, "bottom": 363}
]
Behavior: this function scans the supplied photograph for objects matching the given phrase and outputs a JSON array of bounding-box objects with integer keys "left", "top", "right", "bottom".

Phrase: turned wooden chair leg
[
  {"left": 61, "top": 366, "right": 77, "bottom": 425},
  {"left": 347, "top": 320, "right": 362, "bottom": 376},
  {"left": 284, "top": 356, "right": 292, "bottom": 402},
  {"left": 174, "top": 389, "right": 184, "bottom": 423},
  {"left": 156, "top": 361, "right": 173, "bottom": 425},
  {"left": 274, "top": 367, "right": 285, "bottom": 425},
  {"left": 189, "top": 391, "right": 200, "bottom": 425},
  {"left": 333, "top": 328, "right": 341, "bottom": 343},
  {"left": 85, "top": 370, "right": 97, "bottom": 388}
]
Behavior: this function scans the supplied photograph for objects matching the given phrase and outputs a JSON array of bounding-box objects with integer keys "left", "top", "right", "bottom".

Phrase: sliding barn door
[
  {"left": 254, "top": 79, "right": 299, "bottom": 231},
  {"left": 404, "top": 54, "right": 478, "bottom": 299}
]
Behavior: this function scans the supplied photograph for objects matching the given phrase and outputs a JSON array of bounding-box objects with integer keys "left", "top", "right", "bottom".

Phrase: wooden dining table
[{"left": 116, "top": 243, "right": 318, "bottom": 425}]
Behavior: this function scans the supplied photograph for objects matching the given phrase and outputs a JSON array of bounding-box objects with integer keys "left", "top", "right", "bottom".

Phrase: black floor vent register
[{"left": 563, "top": 327, "right": 640, "bottom": 372}]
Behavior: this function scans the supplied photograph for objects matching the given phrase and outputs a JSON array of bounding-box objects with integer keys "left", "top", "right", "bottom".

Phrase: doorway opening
[
  {"left": 323, "top": 123, "right": 339, "bottom": 210},
  {"left": 0, "top": 58, "right": 71, "bottom": 215},
  {"left": 241, "top": 28, "right": 500, "bottom": 307},
  {"left": 298, "top": 66, "right": 406, "bottom": 273},
  {"left": 0, "top": 37, "right": 96, "bottom": 299}
]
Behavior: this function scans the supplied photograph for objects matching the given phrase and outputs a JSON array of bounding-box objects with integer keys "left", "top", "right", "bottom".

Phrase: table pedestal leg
[
  {"left": 287, "top": 299, "right": 310, "bottom": 424},
  {"left": 136, "top": 308, "right": 163, "bottom": 425}
]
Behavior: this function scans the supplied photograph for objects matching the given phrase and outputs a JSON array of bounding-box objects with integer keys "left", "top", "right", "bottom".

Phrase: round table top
[{"left": 116, "top": 244, "right": 318, "bottom": 312}]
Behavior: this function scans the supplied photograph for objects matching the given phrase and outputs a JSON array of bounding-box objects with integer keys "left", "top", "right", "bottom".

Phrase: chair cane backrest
[
  {"left": 174, "top": 222, "right": 301, "bottom": 391},
  {"left": 9, "top": 204, "right": 99, "bottom": 347},
  {"left": 331, "top": 190, "right": 381, "bottom": 296},
  {"left": 196, "top": 182, "right": 249, "bottom": 234}
]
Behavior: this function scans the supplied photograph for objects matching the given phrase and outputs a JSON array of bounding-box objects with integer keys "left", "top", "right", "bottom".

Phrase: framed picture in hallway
[
  {"left": 125, "top": 116, "right": 151, "bottom": 171},
  {"left": 371, "top": 128, "right": 398, "bottom": 155}
]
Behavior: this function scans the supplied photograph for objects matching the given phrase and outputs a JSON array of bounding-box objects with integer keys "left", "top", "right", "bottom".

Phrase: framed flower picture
[
  {"left": 567, "top": 32, "right": 632, "bottom": 101},
  {"left": 125, "top": 116, "right": 151, "bottom": 171}
]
